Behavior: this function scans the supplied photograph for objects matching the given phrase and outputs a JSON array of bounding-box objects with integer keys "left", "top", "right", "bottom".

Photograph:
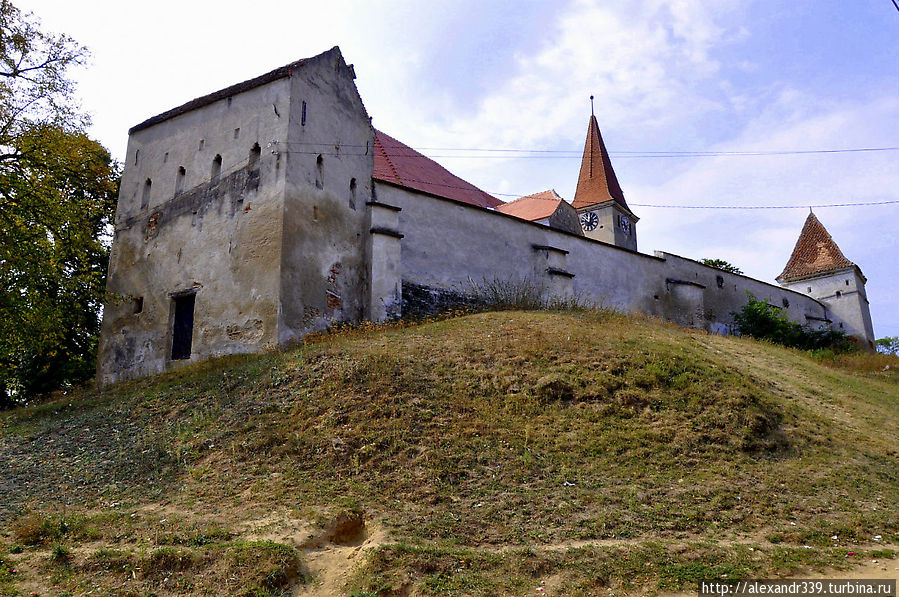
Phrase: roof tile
[
  {"left": 777, "top": 213, "right": 857, "bottom": 282},
  {"left": 496, "top": 190, "right": 565, "bottom": 221},
  {"left": 571, "top": 115, "right": 631, "bottom": 213},
  {"left": 373, "top": 130, "right": 501, "bottom": 209}
]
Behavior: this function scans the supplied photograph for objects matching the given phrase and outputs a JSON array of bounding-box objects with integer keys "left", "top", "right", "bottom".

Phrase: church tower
[
  {"left": 776, "top": 212, "right": 875, "bottom": 348},
  {"left": 571, "top": 112, "right": 638, "bottom": 251}
]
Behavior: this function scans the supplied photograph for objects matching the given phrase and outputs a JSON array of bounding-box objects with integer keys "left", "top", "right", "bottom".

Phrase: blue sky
[{"left": 18, "top": 0, "right": 899, "bottom": 337}]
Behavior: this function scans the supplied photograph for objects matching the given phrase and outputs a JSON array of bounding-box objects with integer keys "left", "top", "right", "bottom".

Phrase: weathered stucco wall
[
  {"left": 377, "top": 184, "right": 831, "bottom": 334},
  {"left": 548, "top": 201, "right": 585, "bottom": 236},
  {"left": 781, "top": 268, "right": 874, "bottom": 347},
  {"left": 278, "top": 50, "right": 375, "bottom": 345},
  {"left": 98, "top": 77, "right": 292, "bottom": 385}
]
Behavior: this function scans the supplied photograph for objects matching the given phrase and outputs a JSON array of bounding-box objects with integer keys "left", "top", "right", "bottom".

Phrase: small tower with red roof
[
  {"left": 571, "top": 112, "right": 638, "bottom": 251},
  {"left": 776, "top": 212, "right": 874, "bottom": 348}
]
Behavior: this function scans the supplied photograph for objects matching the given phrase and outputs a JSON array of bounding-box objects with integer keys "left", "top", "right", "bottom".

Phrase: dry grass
[{"left": 0, "top": 309, "right": 896, "bottom": 595}]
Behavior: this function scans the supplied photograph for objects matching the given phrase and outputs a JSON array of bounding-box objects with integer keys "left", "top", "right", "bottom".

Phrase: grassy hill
[{"left": 0, "top": 309, "right": 897, "bottom": 596}]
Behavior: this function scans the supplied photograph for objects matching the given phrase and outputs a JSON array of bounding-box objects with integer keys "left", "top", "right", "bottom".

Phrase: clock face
[
  {"left": 580, "top": 211, "right": 599, "bottom": 232},
  {"left": 620, "top": 215, "right": 631, "bottom": 235}
]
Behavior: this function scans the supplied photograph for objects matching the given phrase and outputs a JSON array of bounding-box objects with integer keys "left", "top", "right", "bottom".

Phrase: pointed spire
[
  {"left": 571, "top": 114, "right": 631, "bottom": 212},
  {"left": 777, "top": 212, "right": 857, "bottom": 283}
]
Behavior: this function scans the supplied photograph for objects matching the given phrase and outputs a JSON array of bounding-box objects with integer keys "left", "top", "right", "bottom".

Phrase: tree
[
  {"left": 875, "top": 337, "right": 899, "bottom": 356},
  {"left": 732, "top": 295, "right": 855, "bottom": 353},
  {"left": 701, "top": 258, "right": 743, "bottom": 275},
  {"left": 1, "top": 2, "right": 119, "bottom": 405}
]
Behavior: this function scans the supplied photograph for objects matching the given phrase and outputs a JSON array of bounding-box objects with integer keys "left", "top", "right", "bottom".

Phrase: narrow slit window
[
  {"left": 234, "top": 128, "right": 240, "bottom": 139},
  {"left": 301, "top": 101, "right": 307, "bottom": 126},
  {"left": 315, "top": 154, "right": 323, "bottom": 189},
  {"left": 171, "top": 294, "right": 196, "bottom": 360},
  {"left": 141, "top": 179, "right": 152, "bottom": 209},
  {"left": 134, "top": 296, "right": 144, "bottom": 314},
  {"left": 134, "top": 149, "right": 140, "bottom": 166},
  {"left": 249, "top": 143, "right": 261, "bottom": 168},
  {"left": 175, "top": 166, "right": 186, "bottom": 196},
  {"left": 211, "top": 154, "right": 222, "bottom": 182},
  {"left": 198, "top": 139, "right": 205, "bottom": 151},
  {"left": 349, "top": 177, "right": 357, "bottom": 210}
]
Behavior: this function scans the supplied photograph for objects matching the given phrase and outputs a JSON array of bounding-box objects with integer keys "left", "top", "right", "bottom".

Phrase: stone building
[
  {"left": 97, "top": 47, "right": 875, "bottom": 385},
  {"left": 776, "top": 212, "right": 875, "bottom": 345}
]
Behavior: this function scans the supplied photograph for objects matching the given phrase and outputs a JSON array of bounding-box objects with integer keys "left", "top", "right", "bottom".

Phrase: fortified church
[{"left": 97, "top": 47, "right": 875, "bottom": 385}]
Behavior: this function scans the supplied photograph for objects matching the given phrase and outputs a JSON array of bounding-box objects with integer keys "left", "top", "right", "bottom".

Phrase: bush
[{"left": 732, "top": 296, "right": 855, "bottom": 353}]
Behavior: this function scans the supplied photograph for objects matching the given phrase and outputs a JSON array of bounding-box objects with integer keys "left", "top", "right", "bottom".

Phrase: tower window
[
  {"left": 807, "top": 287, "right": 812, "bottom": 293},
  {"left": 835, "top": 291, "right": 842, "bottom": 298},
  {"left": 134, "top": 296, "right": 144, "bottom": 314},
  {"left": 845, "top": 280, "right": 849, "bottom": 286},
  {"left": 302, "top": 101, "right": 307, "bottom": 126},
  {"left": 163, "top": 152, "right": 169, "bottom": 163},
  {"left": 198, "top": 139, "right": 205, "bottom": 151},
  {"left": 134, "top": 149, "right": 140, "bottom": 166},
  {"left": 141, "top": 178, "right": 152, "bottom": 209},
  {"left": 175, "top": 166, "right": 186, "bottom": 196},
  {"left": 715, "top": 275, "right": 724, "bottom": 289},
  {"left": 171, "top": 293, "right": 196, "bottom": 360},
  {"left": 349, "top": 177, "right": 357, "bottom": 210},
  {"left": 249, "top": 143, "right": 261, "bottom": 168},
  {"left": 234, "top": 127, "right": 240, "bottom": 139},
  {"left": 315, "top": 154, "right": 324, "bottom": 189},
  {"left": 211, "top": 154, "right": 222, "bottom": 182},
  {"left": 782, "top": 298, "right": 790, "bottom": 308}
]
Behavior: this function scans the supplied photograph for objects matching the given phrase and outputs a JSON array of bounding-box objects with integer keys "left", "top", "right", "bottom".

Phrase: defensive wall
[{"left": 374, "top": 182, "right": 836, "bottom": 334}]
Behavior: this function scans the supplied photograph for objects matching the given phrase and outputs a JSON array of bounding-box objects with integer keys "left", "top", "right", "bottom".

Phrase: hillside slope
[{"left": 1, "top": 310, "right": 897, "bottom": 596}]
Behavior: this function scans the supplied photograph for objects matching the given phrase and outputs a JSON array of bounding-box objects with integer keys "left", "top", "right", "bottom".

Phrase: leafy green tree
[
  {"left": 732, "top": 295, "right": 855, "bottom": 353},
  {"left": 701, "top": 258, "right": 743, "bottom": 275},
  {"left": 1, "top": 2, "right": 119, "bottom": 405},
  {"left": 875, "top": 337, "right": 899, "bottom": 355}
]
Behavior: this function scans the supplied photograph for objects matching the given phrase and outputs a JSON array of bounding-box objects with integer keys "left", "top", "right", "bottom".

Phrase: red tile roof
[
  {"left": 496, "top": 190, "right": 565, "bottom": 221},
  {"left": 373, "top": 130, "right": 502, "bottom": 209},
  {"left": 571, "top": 115, "right": 632, "bottom": 213},
  {"left": 777, "top": 212, "right": 857, "bottom": 282}
]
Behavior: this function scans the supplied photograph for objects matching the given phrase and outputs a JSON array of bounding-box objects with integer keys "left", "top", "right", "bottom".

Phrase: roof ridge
[
  {"left": 130, "top": 47, "right": 343, "bottom": 134},
  {"left": 504, "top": 189, "right": 560, "bottom": 205}
]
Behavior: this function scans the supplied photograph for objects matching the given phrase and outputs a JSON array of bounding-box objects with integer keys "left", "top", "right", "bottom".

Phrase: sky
[{"left": 17, "top": 0, "right": 899, "bottom": 337}]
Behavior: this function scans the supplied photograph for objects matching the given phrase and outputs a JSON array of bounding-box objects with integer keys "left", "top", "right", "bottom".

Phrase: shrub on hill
[{"left": 733, "top": 296, "right": 855, "bottom": 352}]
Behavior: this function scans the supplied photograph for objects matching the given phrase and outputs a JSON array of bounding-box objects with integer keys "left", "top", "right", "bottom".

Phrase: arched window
[
  {"left": 211, "top": 154, "right": 222, "bottom": 182},
  {"left": 249, "top": 143, "right": 261, "bottom": 168},
  {"left": 315, "top": 154, "right": 324, "bottom": 189},
  {"left": 175, "top": 166, "right": 186, "bottom": 196},
  {"left": 141, "top": 178, "right": 152, "bottom": 209}
]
